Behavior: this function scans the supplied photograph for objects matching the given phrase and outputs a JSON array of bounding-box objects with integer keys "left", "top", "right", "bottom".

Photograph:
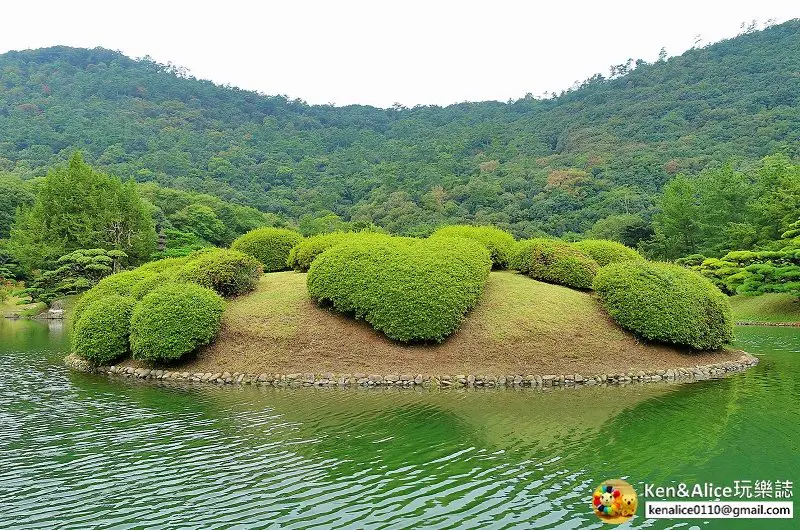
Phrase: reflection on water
[{"left": 0, "top": 318, "right": 797, "bottom": 529}]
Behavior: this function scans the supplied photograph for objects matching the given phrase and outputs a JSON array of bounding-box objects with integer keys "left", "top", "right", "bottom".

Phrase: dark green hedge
[
  {"left": 593, "top": 261, "right": 734, "bottom": 350},
  {"left": 572, "top": 239, "right": 643, "bottom": 266},
  {"left": 231, "top": 227, "right": 304, "bottom": 272},
  {"left": 430, "top": 225, "right": 515, "bottom": 269},
  {"left": 130, "top": 283, "right": 225, "bottom": 362},
  {"left": 71, "top": 294, "right": 137, "bottom": 364},
  {"left": 307, "top": 236, "right": 491, "bottom": 342},
  {"left": 178, "top": 248, "right": 262, "bottom": 296},
  {"left": 511, "top": 238, "right": 599, "bottom": 289},
  {"left": 287, "top": 231, "right": 396, "bottom": 272}
]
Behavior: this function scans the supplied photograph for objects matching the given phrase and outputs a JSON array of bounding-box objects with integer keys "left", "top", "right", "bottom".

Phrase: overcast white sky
[{"left": 1, "top": 1, "right": 797, "bottom": 107}]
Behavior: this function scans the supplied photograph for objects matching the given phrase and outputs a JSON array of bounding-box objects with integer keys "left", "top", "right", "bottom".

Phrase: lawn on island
[
  {"left": 729, "top": 293, "right": 800, "bottom": 324},
  {"left": 169, "top": 271, "right": 746, "bottom": 376}
]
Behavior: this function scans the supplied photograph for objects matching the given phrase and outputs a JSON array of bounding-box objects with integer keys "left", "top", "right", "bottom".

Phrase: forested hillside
[{"left": 1, "top": 20, "right": 798, "bottom": 239}]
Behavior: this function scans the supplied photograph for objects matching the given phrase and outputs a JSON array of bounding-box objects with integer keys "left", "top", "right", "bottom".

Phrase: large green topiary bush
[
  {"left": 178, "top": 248, "right": 262, "bottom": 297},
  {"left": 231, "top": 227, "right": 304, "bottom": 272},
  {"left": 511, "top": 238, "right": 599, "bottom": 289},
  {"left": 287, "top": 231, "right": 396, "bottom": 272},
  {"left": 71, "top": 294, "right": 137, "bottom": 364},
  {"left": 572, "top": 239, "right": 643, "bottom": 266},
  {"left": 130, "top": 283, "right": 225, "bottom": 362},
  {"left": 307, "top": 236, "right": 491, "bottom": 342},
  {"left": 593, "top": 261, "right": 734, "bottom": 350},
  {"left": 430, "top": 225, "right": 515, "bottom": 269}
]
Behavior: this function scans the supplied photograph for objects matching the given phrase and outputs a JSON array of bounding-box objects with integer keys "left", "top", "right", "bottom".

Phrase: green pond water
[{"left": 0, "top": 318, "right": 797, "bottom": 529}]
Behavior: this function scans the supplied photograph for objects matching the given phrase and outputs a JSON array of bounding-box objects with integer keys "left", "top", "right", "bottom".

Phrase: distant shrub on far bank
[
  {"left": 71, "top": 294, "right": 136, "bottom": 364},
  {"left": 572, "top": 239, "right": 643, "bottom": 266},
  {"left": 430, "top": 225, "right": 515, "bottom": 268},
  {"left": 511, "top": 238, "right": 599, "bottom": 289},
  {"left": 231, "top": 227, "right": 304, "bottom": 272},
  {"left": 593, "top": 261, "right": 734, "bottom": 350},
  {"left": 130, "top": 283, "right": 225, "bottom": 362}
]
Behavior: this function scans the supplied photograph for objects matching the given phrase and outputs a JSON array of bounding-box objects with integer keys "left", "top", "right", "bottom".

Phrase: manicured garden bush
[
  {"left": 430, "top": 225, "right": 515, "bottom": 268},
  {"left": 71, "top": 294, "right": 137, "bottom": 364},
  {"left": 287, "top": 231, "right": 395, "bottom": 272},
  {"left": 72, "top": 269, "right": 150, "bottom": 324},
  {"left": 593, "top": 261, "right": 734, "bottom": 350},
  {"left": 178, "top": 248, "right": 262, "bottom": 297},
  {"left": 73, "top": 257, "right": 193, "bottom": 321},
  {"left": 572, "top": 239, "right": 643, "bottom": 266},
  {"left": 307, "top": 236, "right": 491, "bottom": 342},
  {"left": 231, "top": 227, "right": 304, "bottom": 272},
  {"left": 511, "top": 238, "right": 599, "bottom": 289},
  {"left": 130, "top": 283, "right": 225, "bottom": 362}
]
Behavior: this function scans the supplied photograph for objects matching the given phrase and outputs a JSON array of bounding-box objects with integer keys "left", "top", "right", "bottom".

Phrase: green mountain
[{"left": 1, "top": 20, "right": 798, "bottom": 238}]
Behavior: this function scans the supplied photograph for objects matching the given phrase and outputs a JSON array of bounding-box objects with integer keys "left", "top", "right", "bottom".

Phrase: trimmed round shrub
[
  {"left": 572, "top": 239, "right": 643, "bottom": 266},
  {"left": 73, "top": 257, "right": 193, "bottom": 322},
  {"left": 136, "top": 255, "right": 193, "bottom": 273},
  {"left": 593, "top": 261, "right": 734, "bottom": 350},
  {"left": 231, "top": 227, "right": 304, "bottom": 272},
  {"left": 72, "top": 269, "right": 150, "bottom": 324},
  {"left": 287, "top": 231, "right": 396, "bottom": 272},
  {"left": 430, "top": 225, "right": 515, "bottom": 269},
  {"left": 511, "top": 238, "right": 599, "bottom": 289},
  {"left": 307, "top": 236, "right": 491, "bottom": 342},
  {"left": 129, "top": 270, "right": 187, "bottom": 300},
  {"left": 130, "top": 283, "right": 225, "bottom": 362},
  {"left": 72, "top": 295, "right": 136, "bottom": 364},
  {"left": 178, "top": 248, "right": 262, "bottom": 297}
]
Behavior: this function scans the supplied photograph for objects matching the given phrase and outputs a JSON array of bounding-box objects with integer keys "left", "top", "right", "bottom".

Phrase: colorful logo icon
[{"left": 592, "top": 479, "right": 637, "bottom": 524}]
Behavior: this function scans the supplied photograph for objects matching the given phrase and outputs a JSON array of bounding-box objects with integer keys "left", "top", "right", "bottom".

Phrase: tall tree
[
  {"left": 652, "top": 175, "right": 699, "bottom": 259},
  {"left": 8, "top": 153, "right": 155, "bottom": 271}
]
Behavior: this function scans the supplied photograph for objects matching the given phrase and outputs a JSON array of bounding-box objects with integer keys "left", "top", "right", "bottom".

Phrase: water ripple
[{"left": 0, "top": 321, "right": 798, "bottom": 529}]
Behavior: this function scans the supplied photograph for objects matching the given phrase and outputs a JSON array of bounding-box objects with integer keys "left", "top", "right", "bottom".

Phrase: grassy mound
[
  {"left": 231, "top": 227, "right": 304, "bottom": 272},
  {"left": 186, "top": 271, "right": 743, "bottom": 376},
  {"left": 429, "top": 225, "right": 515, "bottom": 269},
  {"left": 307, "top": 236, "right": 491, "bottom": 342},
  {"left": 593, "top": 261, "right": 734, "bottom": 350},
  {"left": 729, "top": 293, "right": 800, "bottom": 323},
  {"left": 511, "top": 238, "right": 599, "bottom": 289},
  {"left": 572, "top": 239, "right": 643, "bottom": 266}
]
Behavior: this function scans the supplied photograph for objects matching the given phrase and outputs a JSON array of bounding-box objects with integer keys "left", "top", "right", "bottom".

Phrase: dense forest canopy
[{"left": 0, "top": 20, "right": 798, "bottom": 243}]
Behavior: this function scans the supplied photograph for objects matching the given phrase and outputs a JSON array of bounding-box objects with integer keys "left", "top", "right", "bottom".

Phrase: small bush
[
  {"left": 572, "top": 239, "right": 643, "bottom": 266},
  {"left": 130, "top": 283, "right": 225, "bottom": 362},
  {"left": 72, "top": 295, "right": 136, "bottom": 364},
  {"left": 178, "top": 248, "right": 262, "bottom": 297},
  {"left": 593, "top": 261, "right": 734, "bottom": 350},
  {"left": 129, "top": 270, "right": 185, "bottom": 300},
  {"left": 511, "top": 238, "right": 599, "bottom": 289},
  {"left": 72, "top": 257, "right": 192, "bottom": 322},
  {"left": 430, "top": 225, "right": 515, "bottom": 268},
  {"left": 231, "top": 227, "right": 304, "bottom": 272},
  {"left": 307, "top": 236, "right": 491, "bottom": 342},
  {"left": 72, "top": 269, "right": 149, "bottom": 324},
  {"left": 287, "top": 231, "right": 396, "bottom": 272}
]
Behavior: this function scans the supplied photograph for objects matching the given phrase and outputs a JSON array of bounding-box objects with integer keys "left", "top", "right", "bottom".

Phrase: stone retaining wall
[
  {"left": 735, "top": 321, "right": 799, "bottom": 327},
  {"left": 65, "top": 353, "right": 760, "bottom": 389}
]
